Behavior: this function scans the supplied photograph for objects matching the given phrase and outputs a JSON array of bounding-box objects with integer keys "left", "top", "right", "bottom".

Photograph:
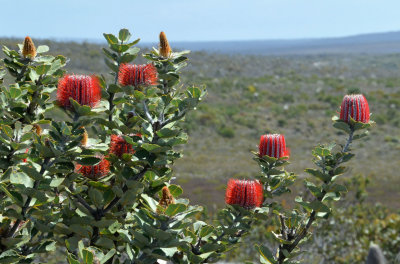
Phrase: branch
[
  {"left": 277, "top": 127, "right": 356, "bottom": 263},
  {"left": 68, "top": 185, "right": 96, "bottom": 215},
  {"left": 143, "top": 101, "right": 154, "bottom": 124}
]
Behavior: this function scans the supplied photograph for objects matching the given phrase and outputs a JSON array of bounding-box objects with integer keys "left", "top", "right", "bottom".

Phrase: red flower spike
[
  {"left": 57, "top": 74, "right": 101, "bottom": 109},
  {"left": 76, "top": 156, "right": 110, "bottom": 180},
  {"left": 118, "top": 64, "right": 158, "bottom": 87},
  {"left": 340, "top": 94, "right": 370, "bottom": 123},
  {"left": 109, "top": 134, "right": 135, "bottom": 157},
  {"left": 225, "top": 179, "right": 263, "bottom": 208},
  {"left": 259, "top": 134, "right": 290, "bottom": 159}
]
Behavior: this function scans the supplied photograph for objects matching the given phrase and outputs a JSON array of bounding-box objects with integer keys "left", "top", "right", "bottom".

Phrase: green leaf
[
  {"left": 35, "top": 64, "right": 51, "bottom": 75},
  {"left": 125, "top": 46, "right": 140, "bottom": 55},
  {"left": 50, "top": 177, "right": 64, "bottom": 187},
  {"left": 89, "top": 187, "right": 104, "bottom": 207},
  {"left": 36, "top": 45, "right": 49, "bottom": 53},
  {"left": 256, "top": 244, "right": 276, "bottom": 264},
  {"left": 104, "top": 58, "right": 119, "bottom": 72},
  {"left": 107, "top": 84, "right": 121, "bottom": 93},
  {"left": 165, "top": 203, "right": 187, "bottom": 217},
  {"left": 141, "top": 193, "right": 157, "bottom": 211},
  {"left": 67, "top": 253, "right": 80, "bottom": 264},
  {"left": 103, "top": 34, "right": 118, "bottom": 45},
  {"left": 77, "top": 157, "right": 101, "bottom": 166},
  {"left": 10, "top": 171, "right": 34, "bottom": 188},
  {"left": 120, "top": 53, "right": 137, "bottom": 63},
  {"left": 200, "top": 225, "right": 214, "bottom": 237},
  {"left": 19, "top": 165, "right": 42, "bottom": 181},
  {"left": 325, "top": 183, "right": 347, "bottom": 193},
  {"left": 309, "top": 200, "right": 331, "bottom": 213},
  {"left": 9, "top": 87, "right": 21, "bottom": 98},
  {"left": 168, "top": 184, "right": 183, "bottom": 197},
  {"left": 95, "top": 237, "right": 115, "bottom": 249},
  {"left": 110, "top": 44, "right": 130, "bottom": 53},
  {"left": 102, "top": 48, "right": 117, "bottom": 61},
  {"left": 2, "top": 125, "right": 13, "bottom": 138},
  {"left": 100, "top": 249, "right": 116, "bottom": 264},
  {"left": 0, "top": 183, "right": 23, "bottom": 205},
  {"left": 333, "top": 121, "right": 351, "bottom": 133},
  {"left": 314, "top": 147, "right": 331, "bottom": 157},
  {"left": 157, "top": 128, "right": 179, "bottom": 138},
  {"left": 118, "top": 28, "right": 131, "bottom": 42},
  {"left": 82, "top": 249, "right": 94, "bottom": 264},
  {"left": 304, "top": 168, "right": 330, "bottom": 182}
]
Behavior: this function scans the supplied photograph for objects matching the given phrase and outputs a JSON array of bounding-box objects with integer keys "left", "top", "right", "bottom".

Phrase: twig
[
  {"left": 68, "top": 185, "right": 96, "bottom": 215},
  {"left": 143, "top": 101, "right": 154, "bottom": 124}
]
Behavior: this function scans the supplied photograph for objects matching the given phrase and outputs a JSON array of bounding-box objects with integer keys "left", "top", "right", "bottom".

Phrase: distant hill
[
  {"left": 169, "top": 31, "right": 400, "bottom": 55},
  {"left": 2, "top": 30, "right": 400, "bottom": 55}
]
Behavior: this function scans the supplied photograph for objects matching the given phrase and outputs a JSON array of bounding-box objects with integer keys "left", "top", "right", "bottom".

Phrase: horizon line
[{"left": 1, "top": 29, "right": 400, "bottom": 45}]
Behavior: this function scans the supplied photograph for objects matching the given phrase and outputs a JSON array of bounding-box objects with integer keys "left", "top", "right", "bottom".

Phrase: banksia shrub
[
  {"left": 225, "top": 179, "right": 263, "bottom": 208},
  {"left": 259, "top": 134, "right": 289, "bottom": 158},
  {"left": 109, "top": 134, "right": 135, "bottom": 157},
  {"left": 159, "top": 31, "right": 172, "bottom": 58},
  {"left": 57, "top": 74, "right": 101, "bottom": 108},
  {"left": 75, "top": 156, "right": 110, "bottom": 180},
  {"left": 22, "top": 36, "right": 36, "bottom": 59},
  {"left": 118, "top": 63, "right": 157, "bottom": 87},
  {"left": 340, "top": 94, "right": 370, "bottom": 123}
]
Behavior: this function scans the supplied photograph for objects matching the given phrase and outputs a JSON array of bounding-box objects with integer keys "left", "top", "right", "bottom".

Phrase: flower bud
[
  {"left": 33, "top": 124, "right": 42, "bottom": 135},
  {"left": 76, "top": 155, "right": 110, "bottom": 180},
  {"left": 81, "top": 127, "right": 88, "bottom": 147},
  {"left": 22, "top": 36, "right": 37, "bottom": 59},
  {"left": 157, "top": 186, "right": 176, "bottom": 213},
  {"left": 159, "top": 31, "right": 172, "bottom": 58},
  {"left": 340, "top": 94, "right": 370, "bottom": 123},
  {"left": 225, "top": 179, "right": 263, "bottom": 208},
  {"left": 57, "top": 74, "right": 101, "bottom": 109},
  {"left": 118, "top": 64, "right": 157, "bottom": 87},
  {"left": 259, "top": 134, "right": 289, "bottom": 159}
]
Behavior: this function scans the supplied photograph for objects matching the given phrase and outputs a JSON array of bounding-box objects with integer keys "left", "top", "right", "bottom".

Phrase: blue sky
[{"left": 2, "top": 0, "right": 400, "bottom": 42}]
